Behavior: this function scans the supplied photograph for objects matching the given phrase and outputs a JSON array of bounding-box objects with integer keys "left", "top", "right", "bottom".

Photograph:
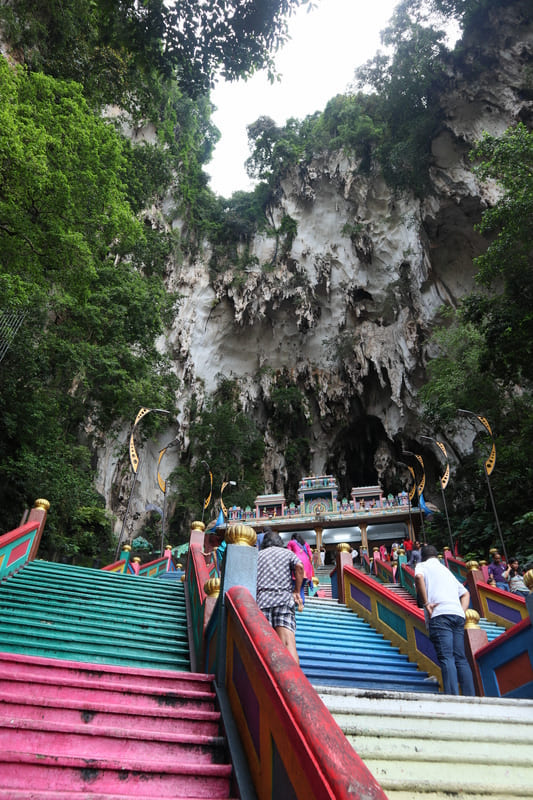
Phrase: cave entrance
[{"left": 326, "top": 415, "right": 388, "bottom": 500}]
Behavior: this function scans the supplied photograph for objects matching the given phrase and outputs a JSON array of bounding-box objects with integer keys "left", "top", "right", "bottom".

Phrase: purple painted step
[{"left": 0, "top": 654, "right": 234, "bottom": 798}]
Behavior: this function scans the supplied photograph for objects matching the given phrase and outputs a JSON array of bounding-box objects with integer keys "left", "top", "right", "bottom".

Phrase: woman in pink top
[{"left": 287, "top": 532, "right": 314, "bottom": 604}]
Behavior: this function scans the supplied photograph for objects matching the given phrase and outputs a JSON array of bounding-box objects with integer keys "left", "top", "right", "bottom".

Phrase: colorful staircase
[
  {"left": 296, "top": 597, "right": 439, "bottom": 693},
  {"left": 0, "top": 560, "right": 237, "bottom": 798},
  {"left": 316, "top": 685, "right": 533, "bottom": 799},
  {"left": 0, "top": 560, "right": 190, "bottom": 670}
]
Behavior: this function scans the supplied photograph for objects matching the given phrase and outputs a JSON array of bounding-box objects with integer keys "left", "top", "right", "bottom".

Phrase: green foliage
[
  {"left": 0, "top": 59, "right": 178, "bottom": 553},
  {"left": 0, "top": 0, "right": 311, "bottom": 105},
  {"left": 267, "top": 375, "right": 311, "bottom": 492},
  {"left": 355, "top": 3, "right": 449, "bottom": 194},
  {"left": 170, "top": 378, "right": 265, "bottom": 532},
  {"left": 466, "top": 123, "right": 533, "bottom": 384},
  {"left": 419, "top": 122, "right": 533, "bottom": 560}
]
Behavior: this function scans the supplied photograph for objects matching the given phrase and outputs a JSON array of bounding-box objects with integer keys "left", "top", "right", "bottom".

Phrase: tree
[
  {"left": 419, "top": 122, "right": 533, "bottom": 561},
  {"left": 466, "top": 123, "right": 533, "bottom": 384},
  {"left": 355, "top": 3, "right": 450, "bottom": 193},
  {"left": 0, "top": 59, "right": 178, "bottom": 549},
  {"left": 1, "top": 0, "right": 313, "bottom": 105}
]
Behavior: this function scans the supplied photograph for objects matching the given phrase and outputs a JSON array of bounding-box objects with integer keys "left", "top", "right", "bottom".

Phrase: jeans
[{"left": 428, "top": 614, "right": 475, "bottom": 696}]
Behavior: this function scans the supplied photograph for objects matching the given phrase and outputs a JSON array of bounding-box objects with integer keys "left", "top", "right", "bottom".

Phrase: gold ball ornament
[{"left": 226, "top": 524, "right": 257, "bottom": 547}]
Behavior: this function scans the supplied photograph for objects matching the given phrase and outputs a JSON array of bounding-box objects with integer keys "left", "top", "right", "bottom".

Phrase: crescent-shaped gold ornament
[
  {"left": 408, "top": 465, "right": 416, "bottom": 501},
  {"left": 157, "top": 447, "right": 167, "bottom": 493},
  {"left": 485, "top": 441, "right": 497, "bottom": 476},
  {"left": 440, "top": 462, "right": 450, "bottom": 490},
  {"left": 477, "top": 415, "right": 493, "bottom": 437}
]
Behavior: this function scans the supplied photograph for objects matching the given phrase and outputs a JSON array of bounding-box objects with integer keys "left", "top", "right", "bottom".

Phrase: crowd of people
[
  {"left": 488, "top": 552, "right": 530, "bottom": 597},
  {"left": 214, "top": 529, "right": 530, "bottom": 689}
]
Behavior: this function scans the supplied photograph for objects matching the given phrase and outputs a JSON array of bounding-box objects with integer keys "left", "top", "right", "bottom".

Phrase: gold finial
[
  {"left": 464, "top": 608, "right": 480, "bottom": 629},
  {"left": 191, "top": 521, "right": 205, "bottom": 531},
  {"left": 489, "top": 548, "right": 499, "bottom": 555},
  {"left": 226, "top": 524, "right": 257, "bottom": 547},
  {"left": 122, "top": 545, "right": 132, "bottom": 552},
  {"left": 337, "top": 543, "right": 351, "bottom": 553},
  {"left": 180, "top": 574, "right": 186, "bottom": 582},
  {"left": 465, "top": 560, "right": 480, "bottom": 572},
  {"left": 133, "top": 557, "right": 141, "bottom": 563},
  {"left": 312, "top": 576, "right": 320, "bottom": 586},
  {"left": 34, "top": 499, "right": 50, "bottom": 511},
  {"left": 523, "top": 569, "right": 533, "bottom": 591},
  {"left": 204, "top": 577, "right": 221, "bottom": 597},
  {"left": 479, "top": 559, "right": 487, "bottom": 566},
  {"left": 165, "top": 545, "right": 172, "bottom": 551},
  {"left": 177, "top": 563, "right": 183, "bottom": 569}
]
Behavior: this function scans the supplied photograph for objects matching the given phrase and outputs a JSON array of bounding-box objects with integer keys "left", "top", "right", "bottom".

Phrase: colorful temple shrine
[{"left": 222, "top": 474, "right": 414, "bottom": 555}]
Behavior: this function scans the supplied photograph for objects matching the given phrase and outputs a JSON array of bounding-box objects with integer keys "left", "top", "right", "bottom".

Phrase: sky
[{"left": 206, "top": 0, "right": 399, "bottom": 197}]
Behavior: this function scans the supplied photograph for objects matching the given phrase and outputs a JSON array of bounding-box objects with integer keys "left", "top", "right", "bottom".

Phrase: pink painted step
[
  {"left": 0, "top": 698, "right": 221, "bottom": 737},
  {"left": 1, "top": 793, "right": 239, "bottom": 800},
  {"left": 0, "top": 652, "right": 211, "bottom": 693},
  {"left": 0, "top": 722, "right": 226, "bottom": 763},
  {"left": 1, "top": 678, "right": 215, "bottom": 714},
  {"left": 0, "top": 654, "right": 235, "bottom": 798},
  {"left": 0, "top": 751, "right": 232, "bottom": 798}
]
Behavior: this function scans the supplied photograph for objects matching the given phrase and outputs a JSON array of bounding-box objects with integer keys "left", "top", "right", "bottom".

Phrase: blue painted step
[{"left": 296, "top": 598, "right": 439, "bottom": 693}]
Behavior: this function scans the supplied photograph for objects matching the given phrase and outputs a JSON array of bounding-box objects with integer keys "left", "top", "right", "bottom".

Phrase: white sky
[{"left": 206, "top": 0, "right": 399, "bottom": 197}]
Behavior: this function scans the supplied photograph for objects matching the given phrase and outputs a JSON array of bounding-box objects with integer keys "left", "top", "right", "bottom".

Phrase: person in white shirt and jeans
[{"left": 415, "top": 544, "right": 475, "bottom": 696}]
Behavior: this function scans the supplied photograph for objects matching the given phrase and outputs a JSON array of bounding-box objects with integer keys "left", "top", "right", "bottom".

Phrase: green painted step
[{"left": 0, "top": 561, "right": 190, "bottom": 672}]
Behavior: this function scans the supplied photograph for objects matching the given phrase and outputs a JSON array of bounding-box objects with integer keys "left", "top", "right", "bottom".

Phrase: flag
[{"left": 419, "top": 493, "right": 433, "bottom": 516}]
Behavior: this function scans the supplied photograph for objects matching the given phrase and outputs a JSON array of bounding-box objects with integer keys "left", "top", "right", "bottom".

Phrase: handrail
[
  {"left": 223, "top": 586, "right": 388, "bottom": 800},
  {"left": 187, "top": 539, "right": 219, "bottom": 670}
]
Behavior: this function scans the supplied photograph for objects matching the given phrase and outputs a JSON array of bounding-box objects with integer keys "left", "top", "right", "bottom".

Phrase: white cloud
[{"left": 206, "top": 0, "right": 399, "bottom": 197}]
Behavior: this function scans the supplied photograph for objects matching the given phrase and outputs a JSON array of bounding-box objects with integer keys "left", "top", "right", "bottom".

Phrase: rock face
[{"left": 98, "top": 1, "right": 533, "bottom": 535}]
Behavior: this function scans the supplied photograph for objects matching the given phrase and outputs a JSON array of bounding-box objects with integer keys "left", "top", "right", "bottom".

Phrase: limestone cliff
[{"left": 99, "top": 1, "right": 533, "bottom": 537}]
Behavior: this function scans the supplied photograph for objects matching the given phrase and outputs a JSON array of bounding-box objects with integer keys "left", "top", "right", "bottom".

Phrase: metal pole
[
  {"left": 458, "top": 409, "right": 506, "bottom": 561},
  {"left": 201, "top": 460, "right": 212, "bottom": 523},
  {"left": 484, "top": 465, "right": 508, "bottom": 562},
  {"left": 421, "top": 435, "right": 454, "bottom": 553},
  {"left": 160, "top": 489, "right": 166, "bottom": 558},
  {"left": 116, "top": 407, "right": 172, "bottom": 560},
  {"left": 440, "top": 483, "right": 454, "bottom": 554},
  {"left": 116, "top": 470, "right": 139, "bottom": 560}
]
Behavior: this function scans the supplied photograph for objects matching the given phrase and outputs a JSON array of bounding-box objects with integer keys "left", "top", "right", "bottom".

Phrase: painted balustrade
[
  {"left": 398, "top": 560, "right": 417, "bottom": 597},
  {"left": 223, "top": 586, "right": 387, "bottom": 800},
  {"left": 0, "top": 499, "right": 49, "bottom": 580},
  {"left": 101, "top": 544, "right": 135, "bottom": 574},
  {"left": 474, "top": 615, "right": 533, "bottom": 697},
  {"left": 186, "top": 521, "right": 220, "bottom": 671},
  {"left": 340, "top": 560, "right": 533, "bottom": 697},
  {"left": 444, "top": 553, "right": 468, "bottom": 582},
  {"left": 465, "top": 569, "right": 529, "bottom": 629},
  {"left": 187, "top": 523, "right": 388, "bottom": 799},
  {"left": 372, "top": 554, "right": 397, "bottom": 584}
]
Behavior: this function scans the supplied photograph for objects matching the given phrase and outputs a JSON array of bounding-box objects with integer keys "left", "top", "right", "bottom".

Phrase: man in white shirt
[{"left": 415, "top": 544, "right": 475, "bottom": 696}]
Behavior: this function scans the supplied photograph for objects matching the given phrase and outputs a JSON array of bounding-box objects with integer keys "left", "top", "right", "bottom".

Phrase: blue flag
[{"left": 419, "top": 493, "right": 433, "bottom": 516}]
